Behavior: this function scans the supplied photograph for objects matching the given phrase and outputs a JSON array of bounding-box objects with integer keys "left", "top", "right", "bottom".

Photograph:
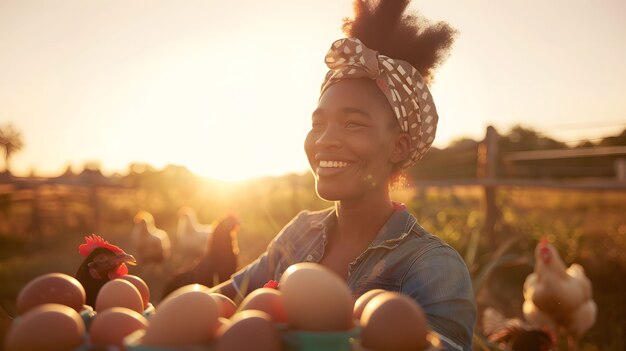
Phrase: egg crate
[
  {"left": 282, "top": 327, "right": 361, "bottom": 351},
  {"left": 120, "top": 328, "right": 360, "bottom": 351},
  {"left": 118, "top": 326, "right": 443, "bottom": 351}
]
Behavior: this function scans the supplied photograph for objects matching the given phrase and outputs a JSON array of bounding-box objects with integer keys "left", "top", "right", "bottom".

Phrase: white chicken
[
  {"left": 176, "top": 207, "right": 213, "bottom": 257},
  {"left": 131, "top": 211, "right": 171, "bottom": 264},
  {"left": 522, "top": 238, "right": 596, "bottom": 342}
]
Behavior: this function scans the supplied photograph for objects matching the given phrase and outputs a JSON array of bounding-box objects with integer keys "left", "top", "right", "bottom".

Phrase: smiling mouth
[{"left": 319, "top": 160, "right": 350, "bottom": 168}]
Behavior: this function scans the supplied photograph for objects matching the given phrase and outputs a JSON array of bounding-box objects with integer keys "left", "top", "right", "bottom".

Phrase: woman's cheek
[{"left": 303, "top": 131, "right": 318, "bottom": 169}]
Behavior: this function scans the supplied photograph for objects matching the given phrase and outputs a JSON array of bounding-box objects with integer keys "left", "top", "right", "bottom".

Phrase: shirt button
[{"left": 306, "top": 255, "right": 313, "bottom": 261}]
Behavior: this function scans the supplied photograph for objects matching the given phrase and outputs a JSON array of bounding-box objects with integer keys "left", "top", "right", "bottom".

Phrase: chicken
[
  {"left": 131, "top": 211, "right": 171, "bottom": 264},
  {"left": 522, "top": 238, "right": 597, "bottom": 340},
  {"left": 162, "top": 215, "right": 240, "bottom": 298},
  {"left": 482, "top": 307, "right": 555, "bottom": 351},
  {"left": 75, "top": 234, "right": 137, "bottom": 307},
  {"left": 176, "top": 207, "right": 213, "bottom": 258}
]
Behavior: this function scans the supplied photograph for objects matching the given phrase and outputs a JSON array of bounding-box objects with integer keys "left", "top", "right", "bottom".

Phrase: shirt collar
[
  {"left": 309, "top": 203, "right": 415, "bottom": 248},
  {"left": 368, "top": 203, "right": 416, "bottom": 249},
  {"left": 309, "top": 207, "right": 337, "bottom": 230}
]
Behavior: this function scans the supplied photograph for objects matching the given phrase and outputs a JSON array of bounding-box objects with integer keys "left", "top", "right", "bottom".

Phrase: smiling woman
[{"left": 210, "top": 1, "right": 476, "bottom": 350}]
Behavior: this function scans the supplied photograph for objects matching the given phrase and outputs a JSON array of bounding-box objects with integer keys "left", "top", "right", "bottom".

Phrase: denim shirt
[{"left": 231, "top": 205, "right": 476, "bottom": 351}]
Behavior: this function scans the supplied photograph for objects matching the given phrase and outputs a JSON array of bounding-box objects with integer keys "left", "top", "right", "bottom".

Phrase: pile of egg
[{"left": 5, "top": 263, "right": 442, "bottom": 351}]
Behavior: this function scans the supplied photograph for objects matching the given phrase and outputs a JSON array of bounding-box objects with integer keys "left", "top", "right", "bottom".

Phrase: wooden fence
[
  {"left": 413, "top": 125, "right": 626, "bottom": 248},
  {"left": 1, "top": 126, "right": 624, "bottom": 243},
  {"left": 0, "top": 169, "right": 133, "bottom": 239}
]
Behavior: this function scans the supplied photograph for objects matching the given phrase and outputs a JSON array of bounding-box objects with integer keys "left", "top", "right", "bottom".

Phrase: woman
[{"left": 211, "top": 1, "right": 476, "bottom": 349}]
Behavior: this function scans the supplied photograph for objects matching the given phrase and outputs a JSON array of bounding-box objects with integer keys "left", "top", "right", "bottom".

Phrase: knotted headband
[{"left": 320, "top": 38, "right": 438, "bottom": 168}]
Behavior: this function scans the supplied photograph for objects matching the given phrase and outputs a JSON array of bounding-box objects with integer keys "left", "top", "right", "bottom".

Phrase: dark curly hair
[{"left": 342, "top": 0, "right": 457, "bottom": 82}]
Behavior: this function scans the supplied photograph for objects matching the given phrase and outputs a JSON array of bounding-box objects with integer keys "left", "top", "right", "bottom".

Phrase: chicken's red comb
[{"left": 79, "top": 234, "right": 123, "bottom": 256}]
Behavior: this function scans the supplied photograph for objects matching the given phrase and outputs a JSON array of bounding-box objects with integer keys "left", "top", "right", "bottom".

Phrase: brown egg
[
  {"left": 360, "top": 292, "right": 430, "bottom": 351},
  {"left": 238, "top": 288, "right": 288, "bottom": 323},
  {"left": 279, "top": 262, "right": 353, "bottom": 331},
  {"left": 160, "top": 283, "right": 211, "bottom": 303},
  {"left": 142, "top": 289, "right": 219, "bottom": 346},
  {"left": 353, "top": 289, "right": 387, "bottom": 320},
  {"left": 117, "top": 275, "right": 150, "bottom": 309},
  {"left": 217, "top": 316, "right": 234, "bottom": 333},
  {"left": 215, "top": 310, "right": 282, "bottom": 351},
  {"left": 95, "top": 279, "right": 144, "bottom": 313},
  {"left": 89, "top": 307, "right": 148, "bottom": 350},
  {"left": 211, "top": 293, "right": 238, "bottom": 318},
  {"left": 16, "top": 273, "right": 86, "bottom": 314},
  {"left": 5, "top": 303, "right": 85, "bottom": 351}
]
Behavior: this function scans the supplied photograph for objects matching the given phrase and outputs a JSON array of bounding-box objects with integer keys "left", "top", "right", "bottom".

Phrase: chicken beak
[{"left": 116, "top": 252, "right": 137, "bottom": 266}]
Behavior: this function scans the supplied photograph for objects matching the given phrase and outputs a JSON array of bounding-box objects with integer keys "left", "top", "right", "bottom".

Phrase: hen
[
  {"left": 162, "top": 215, "right": 240, "bottom": 298},
  {"left": 131, "top": 211, "right": 171, "bottom": 264},
  {"left": 482, "top": 307, "right": 555, "bottom": 351},
  {"left": 75, "top": 234, "right": 136, "bottom": 307},
  {"left": 522, "top": 238, "right": 597, "bottom": 341},
  {"left": 176, "top": 207, "right": 213, "bottom": 258}
]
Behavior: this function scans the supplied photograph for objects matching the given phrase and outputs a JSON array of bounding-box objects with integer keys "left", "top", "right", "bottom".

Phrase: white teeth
[{"left": 319, "top": 160, "right": 349, "bottom": 168}]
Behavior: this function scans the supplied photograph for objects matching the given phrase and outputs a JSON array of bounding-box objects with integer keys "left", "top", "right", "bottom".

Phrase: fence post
[
  {"left": 32, "top": 186, "right": 42, "bottom": 240},
  {"left": 479, "top": 126, "right": 499, "bottom": 248},
  {"left": 616, "top": 158, "right": 626, "bottom": 181}
]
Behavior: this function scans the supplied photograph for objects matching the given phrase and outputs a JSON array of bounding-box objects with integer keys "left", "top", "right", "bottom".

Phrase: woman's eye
[{"left": 346, "top": 121, "right": 364, "bottom": 128}]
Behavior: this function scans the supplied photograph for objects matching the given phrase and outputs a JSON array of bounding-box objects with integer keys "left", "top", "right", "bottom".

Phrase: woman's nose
[{"left": 315, "top": 125, "right": 341, "bottom": 148}]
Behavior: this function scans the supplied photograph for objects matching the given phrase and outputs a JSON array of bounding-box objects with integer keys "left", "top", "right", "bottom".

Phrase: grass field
[{"left": 0, "top": 182, "right": 624, "bottom": 350}]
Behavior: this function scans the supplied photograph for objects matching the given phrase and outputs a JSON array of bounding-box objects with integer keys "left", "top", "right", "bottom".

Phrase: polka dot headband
[{"left": 320, "top": 38, "right": 439, "bottom": 168}]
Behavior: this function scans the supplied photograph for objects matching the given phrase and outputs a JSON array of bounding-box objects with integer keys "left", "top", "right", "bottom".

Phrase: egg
[
  {"left": 217, "top": 316, "right": 234, "bottom": 332},
  {"left": 279, "top": 262, "right": 353, "bottom": 331},
  {"left": 95, "top": 279, "right": 144, "bottom": 313},
  {"left": 89, "top": 307, "right": 148, "bottom": 350},
  {"left": 211, "top": 293, "right": 238, "bottom": 318},
  {"left": 5, "top": 303, "right": 85, "bottom": 351},
  {"left": 117, "top": 275, "right": 151, "bottom": 309},
  {"left": 142, "top": 289, "right": 219, "bottom": 346},
  {"left": 215, "top": 310, "right": 282, "bottom": 351},
  {"left": 16, "top": 273, "right": 86, "bottom": 314},
  {"left": 360, "top": 292, "right": 430, "bottom": 351},
  {"left": 160, "top": 283, "right": 211, "bottom": 303},
  {"left": 353, "top": 289, "right": 387, "bottom": 320},
  {"left": 238, "top": 288, "right": 288, "bottom": 323}
]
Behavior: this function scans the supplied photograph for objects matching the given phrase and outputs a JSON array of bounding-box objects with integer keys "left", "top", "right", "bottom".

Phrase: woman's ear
[{"left": 390, "top": 132, "right": 411, "bottom": 164}]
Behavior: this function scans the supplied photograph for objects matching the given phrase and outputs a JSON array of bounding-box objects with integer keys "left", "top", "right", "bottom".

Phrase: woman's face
[{"left": 304, "top": 79, "right": 407, "bottom": 203}]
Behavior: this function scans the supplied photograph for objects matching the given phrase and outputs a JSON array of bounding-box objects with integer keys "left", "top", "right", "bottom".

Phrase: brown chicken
[
  {"left": 75, "top": 234, "right": 137, "bottom": 307},
  {"left": 522, "top": 238, "right": 596, "bottom": 340},
  {"left": 483, "top": 307, "right": 555, "bottom": 351},
  {"left": 162, "top": 215, "right": 240, "bottom": 299}
]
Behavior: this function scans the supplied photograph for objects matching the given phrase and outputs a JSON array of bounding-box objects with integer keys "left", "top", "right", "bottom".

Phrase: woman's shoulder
[{"left": 394, "top": 221, "right": 469, "bottom": 272}]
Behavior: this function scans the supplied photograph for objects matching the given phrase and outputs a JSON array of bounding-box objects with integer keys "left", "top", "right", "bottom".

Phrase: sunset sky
[{"left": 1, "top": 0, "right": 625, "bottom": 181}]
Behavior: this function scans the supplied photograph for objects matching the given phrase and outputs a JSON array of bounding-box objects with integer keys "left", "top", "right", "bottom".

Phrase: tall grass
[{"left": 0, "top": 177, "right": 624, "bottom": 350}]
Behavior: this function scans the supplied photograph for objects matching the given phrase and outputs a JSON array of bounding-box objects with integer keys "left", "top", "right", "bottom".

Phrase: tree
[
  {"left": 498, "top": 125, "right": 567, "bottom": 152},
  {"left": 598, "top": 128, "right": 626, "bottom": 147},
  {"left": 0, "top": 123, "right": 24, "bottom": 174}
]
